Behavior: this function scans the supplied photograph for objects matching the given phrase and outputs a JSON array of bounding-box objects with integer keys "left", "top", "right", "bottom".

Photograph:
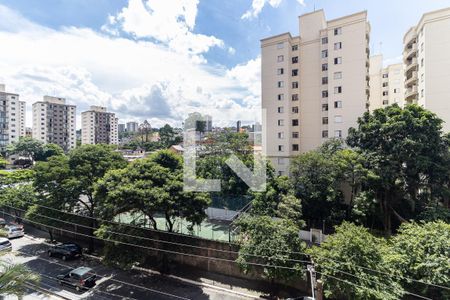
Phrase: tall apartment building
[
  {"left": 118, "top": 123, "right": 126, "bottom": 133},
  {"left": 369, "top": 55, "right": 405, "bottom": 110},
  {"left": 0, "top": 84, "right": 26, "bottom": 152},
  {"left": 126, "top": 121, "right": 139, "bottom": 133},
  {"left": 32, "top": 96, "right": 76, "bottom": 151},
  {"left": 81, "top": 106, "right": 118, "bottom": 145},
  {"left": 403, "top": 7, "right": 450, "bottom": 132},
  {"left": 262, "top": 10, "right": 370, "bottom": 175}
]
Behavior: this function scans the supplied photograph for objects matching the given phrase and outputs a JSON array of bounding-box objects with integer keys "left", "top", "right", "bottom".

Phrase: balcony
[
  {"left": 404, "top": 43, "right": 417, "bottom": 61},
  {"left": 405, "top": 86, "right": 418, "bottom": 100},
  {"left": 405, "top": 71, "right": 418, "bottom": 87},
  {"left": 405, "top": 58, "right": 418, "bottom": 73}
]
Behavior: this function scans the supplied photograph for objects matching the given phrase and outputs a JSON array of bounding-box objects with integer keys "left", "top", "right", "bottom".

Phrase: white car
[
  {"left": 0, "top": 238, "right": 12, "bottom": 252},
  {"left": 5, "top": 226, "right": 24, "bottom": 239}
]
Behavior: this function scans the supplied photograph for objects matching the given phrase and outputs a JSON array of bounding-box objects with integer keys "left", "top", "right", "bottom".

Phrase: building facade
[
  {"left": 32, "top": 96, "right": 76, "bottom": 151},
  {"left": 0, "top": 84, "right": 26, "bottom": 152},
  {"left": 369, "top": 55, "right": 405, "bottom": 110},
  {"left": 126, "top": 121, "right": 139, "bottom": 133},
  {"left": 261, "top": 10, "right": 370, "bottom": 175},
  {"left": 81, "top": 106, "right": 118, "bottom": 145},
  {"left": 403, "top": 7, "right": 450, "bottom": 132}
]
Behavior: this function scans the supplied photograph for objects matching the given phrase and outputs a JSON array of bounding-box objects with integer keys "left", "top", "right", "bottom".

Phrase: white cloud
[
  {"left": 241, "top": 0, "right": 306, "bottom": 20},
  {"left": 103, "top": 0, "right": 224, "bottom": 59},
  {"left": 0, "top": 4, "right": 261, "bottom": 128}
]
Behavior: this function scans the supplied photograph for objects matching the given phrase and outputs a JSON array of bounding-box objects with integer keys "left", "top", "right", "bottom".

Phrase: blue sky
[{"left": 1, "top": 0, "right": 450, "bottom": 127}]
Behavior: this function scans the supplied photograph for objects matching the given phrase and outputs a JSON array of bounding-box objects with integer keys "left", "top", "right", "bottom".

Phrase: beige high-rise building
[
  {"left": 403, "top": 7, "right": 450, "bottom": 132},
  {"left": 261, "top": 10, "right": 370, "bottom": 175},
  {"left": 32, "top": 96, "right": 76, "bottom": 151},
  {"left": 0, "top": 84, "right": 26, "bottom": 152},
  {"left": 81, "top": 106, "right": 118, "bottom": 145},
  {"left": 369, "top": 55, "right": 405, "bottom": 110}
]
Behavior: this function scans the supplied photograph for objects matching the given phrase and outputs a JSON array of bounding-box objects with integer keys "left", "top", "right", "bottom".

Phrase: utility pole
[{"left": 307, "top": 264, "right": 317, "bottom": 299}]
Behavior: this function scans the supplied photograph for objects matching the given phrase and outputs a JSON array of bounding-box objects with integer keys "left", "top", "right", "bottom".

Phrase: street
[{"left": 1, "top": 233, "right": 259, "bottom": 300}]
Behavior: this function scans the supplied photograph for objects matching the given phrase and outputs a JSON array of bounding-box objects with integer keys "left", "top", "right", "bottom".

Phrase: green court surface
[{"left": 115, "top": 212, "right": 232, "bottom": 242}]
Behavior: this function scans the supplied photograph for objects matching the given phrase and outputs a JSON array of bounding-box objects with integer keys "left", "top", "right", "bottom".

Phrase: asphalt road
[{"left": 1, "top": 234, "right": 257, "bottom": 300}]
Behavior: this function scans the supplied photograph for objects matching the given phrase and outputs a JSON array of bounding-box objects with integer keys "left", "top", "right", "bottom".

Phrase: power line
[
  {"left": 9, "top": 248, "right": 189, "bottom": 300},
  {"left": 10, "top": 200, "right": 450, "bottom": 292},
  {"left": 317, "top": 272, "right": 433, "bottom": 300},
  {"left": 0, "top": 210, "right": 305, "bottom": 272},
  {"left": 2, "top": 204, "right": 310, "bottom": 265}
]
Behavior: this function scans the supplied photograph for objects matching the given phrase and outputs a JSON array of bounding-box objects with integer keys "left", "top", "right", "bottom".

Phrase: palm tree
[{"left": 0, "top": 258, "right": 40, "bottom": 299}]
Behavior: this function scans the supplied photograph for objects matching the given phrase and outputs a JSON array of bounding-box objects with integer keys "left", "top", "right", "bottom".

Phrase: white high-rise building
[
  {"left": 369, "top": 55, "right": 405, "bottom": 110},
  {"left": 32, "top": 96, "right": 76, "bottom": 151},
  {"left": 126, "top": 121, "right": 139, "bottom": 133},
  {"left": 81, "top": 106, "right": 118, "bottom": 145},
  {"left": 261, "top": 10, "right": 370, "bottom": 175},
  {"left": 0, "top": 84, "right": 26, "bottom": 152},
  {"left": 403, "top": 7, "right": 450, "bottom": 132}
]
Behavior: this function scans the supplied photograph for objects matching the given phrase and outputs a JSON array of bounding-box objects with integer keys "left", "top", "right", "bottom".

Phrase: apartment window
[
  {"left": 292, "top": 69, "right": 298, "bottom": 76},
  {"left": 334, "top": 57, "right": 342, "bottom": 64},
  {"left": 394, "top": 88, "right": 398, "bottom": 93},
  {"left": 334, "top": 27, "right": 342, "bottom": 35},
  {"left": 334, "top": 72, "right": 342, "bottom": 79},
  {"left": 334, "top": 115, "right": 343, "bottom": 123},
  {"left": 292, "top": 106, "right": 299, "bottom": 113},
  {"left": 292, "top": 56, "right": 299, "bottom": 64},
  {"left": 278, "top": 132, "right": 284, "bottom": 139},
  {"left": 334, "top": 86, "right": 342, "bottom": 94},
  {"left": 383, "top": 91, "right": 388, "bottom": 96},
  {"left": 421, "top": 89, "right": 424, "bottom": 98},
  {"left": 421, "top": 74, "right": 424, "bottom": 82},
  {"left": 278, "top": 119, "right": 284, "bottom": 126},
  {"left": 292, "top": 132, "right": 299, "bottom": 139},
  {"left": 322, "top": 104, "right": 329, "bottom": 111},
  {"left": 382, "top": 82, "right": 388, "bottom": 87},
  {"left": 292, "top": 45, "right": 298, "bottom": 51},
  {"left": 334, "top": 101, "right": 342, "bottom": 108},
  {"left": 421, "top": 42, "right": 424, "bottom": 52},
  {"left": 278, "top": 171, "right": 284, "bottom": 176},
  {"left": 278, "top": 81, "right": 284, "bottom": 88},
  {"left": 322, "top": 37, "right": 328, "bottom": 44},
  {"left": 382, "top": 73, "right": 388, "bottom": 78},
  {"left": 277, "top": 55, "right": 284, "bottom": 62},
  {"left": 335, "top": 130, "right": 342, "bottom": 138},
  {"left": 421, "top": 58, "right": 424, "bottom": 67},
  {"left": 322, "top": 130, "right": 329, "bottom": 138},
  {"left": 334, "top": 42, "right": 342, "bottom": 50},
  {"left": 277, "top": 106, "right": 284, "bottom": 113},
  {"left": 322, "top": 50, "right": 328, "bottom": 58},
  {"left": 322, "top": 90, "right": 329, "bottom": 98},
  {"left": 278, "top": 94, "right": 284, "bottom": 101},
  {"left": 322, "top": 77, "right": 328, "bottom": 85},
  {"left": 278, "top": 157, "right": 285, "bottom": 165},
  {"left": 383, "top": 100, "right": 389, "bottom": 105},
  {"left": 322, "top": 117, "right": 328, "bottom": 125},
  {"left": 322, "top": 63, "right": 328, "bottom": 71},
  {"left": 292, "top": 82, "right": 299, "bottom": 89},
  {"left": 278, "top": 145, "right": 284, "bottom": 152},
  {"left": 292, "top": 94, "right": 299, "bottom": 101},
  {"left": 292, "top": 144, "right": 299, "bottom": 151},
  {"left": 277, "top": 68, "right": 284, "bottom": 75},
  {"left": 277, "top": 42, "right": 284, "bottom": 49},
  {"left": 292, "top": 119, "right": 299, "bottom": 126}
]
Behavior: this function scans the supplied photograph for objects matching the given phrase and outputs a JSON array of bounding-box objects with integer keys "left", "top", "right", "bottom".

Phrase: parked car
[
  {"left": 57, "top": 267, "right": 97, "bottom": 291},
  {"left": 0, "top": 218, "right": 6, "bottom": 227},
  {"left": 48, "top": 243, "right": 82, "bottom": 260},
  {"left": 5, "top": 225, "right": 24, "bottom": 239},
  {"left": 0, "top": 238, "right": 12, "bottom": 253}
]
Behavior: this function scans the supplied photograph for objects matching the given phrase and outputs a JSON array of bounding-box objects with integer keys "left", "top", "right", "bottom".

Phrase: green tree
[
  {"left": 0, "top": 155, "right": 6, "bottom": 169},
  {"left": 388, "top": 221, "right": 450, "bottom": 299},
  {"left": 0, "top": 184, "right": 36, "bottom": 219},
  {"left": 308, "top": 222, "right": 404, "bottom": 300},
  {"left": 0, "top": 258, "right": 40, "bottom": 298},
  {"left": 35, "top": 143, "right": 64, "bottom": 161},
  {"left": 6, "top": 137, "right": 44, "bottom": 161},
  {"left": 236, "top": 216, "right": 306, "bottom": 290},
  {"left": 95, "top": 150, "right": 211, "bottom": 232},
  {"left": 159, "top": 124, "right": 181, "bottom": 148},
  {"left": 347, "top": 104, "right": 449, "bottom": 234}
]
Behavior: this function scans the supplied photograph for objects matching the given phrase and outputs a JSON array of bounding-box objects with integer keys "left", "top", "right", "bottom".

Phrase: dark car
[
  {"left": 48, "top": 243, "right": 82, "bottom": 261},
  {"left": 57, "top": 267, "right": 97, "bottom": 291}
]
